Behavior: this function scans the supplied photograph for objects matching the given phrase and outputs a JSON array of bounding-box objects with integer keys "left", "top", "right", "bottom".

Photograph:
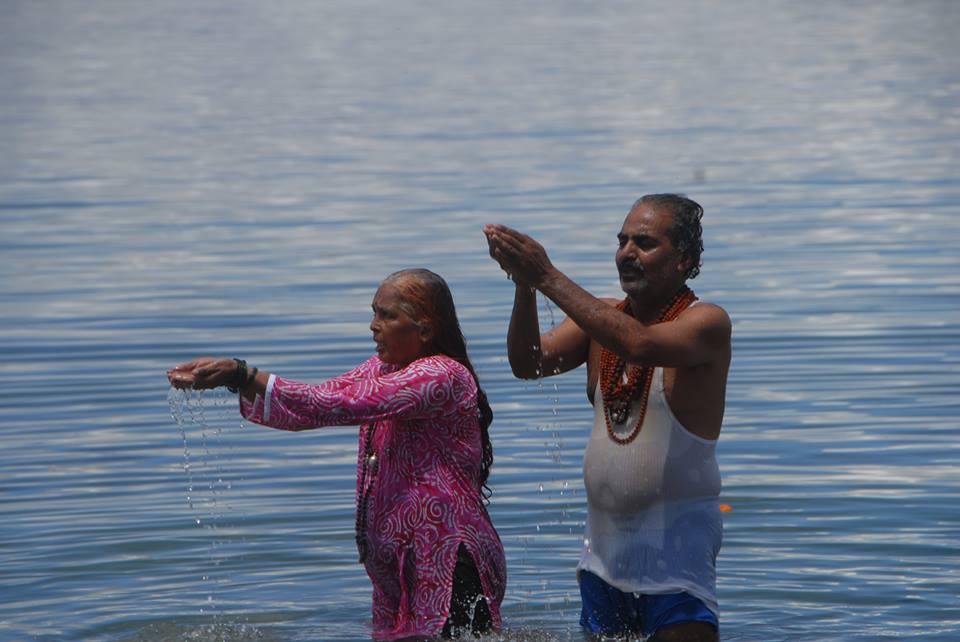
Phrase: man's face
[{"left": 615, "top": 204, "right": 687, "bottom": 298}]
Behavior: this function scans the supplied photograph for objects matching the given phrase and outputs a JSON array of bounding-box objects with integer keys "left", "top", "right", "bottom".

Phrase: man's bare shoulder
[
  {"left": 599, "top": 296, "right": 622, "bottom": 307},
  {"left": 688, "top": 300, "right": 731, "bottom": 323},
  {"left": 681, "top": 301, "right": 732, "bottom": 345}
]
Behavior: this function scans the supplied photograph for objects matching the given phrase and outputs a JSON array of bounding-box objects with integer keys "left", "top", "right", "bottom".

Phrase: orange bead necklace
[{"left": 599, "top": 286, "right": 697, "bottom": 445}]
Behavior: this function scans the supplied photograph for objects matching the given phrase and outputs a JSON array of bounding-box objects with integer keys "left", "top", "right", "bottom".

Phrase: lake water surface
[{"left": 2, "top": 2, "right": 959, "bottom": 641}]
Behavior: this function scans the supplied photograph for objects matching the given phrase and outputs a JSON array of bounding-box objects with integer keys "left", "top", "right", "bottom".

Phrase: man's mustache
[{"left": 617, "top": 260, "right": 644, "bottom": 276}]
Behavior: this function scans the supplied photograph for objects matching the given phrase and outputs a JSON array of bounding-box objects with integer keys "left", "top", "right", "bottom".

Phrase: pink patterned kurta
[{"left": 239, "top": 354, "right": 506, "bottom": 640}]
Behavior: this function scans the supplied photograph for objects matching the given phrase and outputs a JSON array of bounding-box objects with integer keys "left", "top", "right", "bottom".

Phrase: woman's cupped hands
[{"left": 167, "top": 357, "right": 236, "bottom": 390}]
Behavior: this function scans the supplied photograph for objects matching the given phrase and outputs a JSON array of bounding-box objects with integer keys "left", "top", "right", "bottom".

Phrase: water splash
[{"left": 120, "top": 621, "right": 275, "bottom": 642}]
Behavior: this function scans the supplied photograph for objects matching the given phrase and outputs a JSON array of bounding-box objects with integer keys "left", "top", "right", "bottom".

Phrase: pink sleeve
[
  {"left": 241, "top": 356, "right": 461, "bottom": 432},
  {"left": 240, "top": 356, "right": 377, "bottom": 427}
]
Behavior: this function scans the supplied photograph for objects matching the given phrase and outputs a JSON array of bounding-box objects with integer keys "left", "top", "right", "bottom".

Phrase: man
[{"left": 484, "top": 194, "right": 730, "bottom": 642}]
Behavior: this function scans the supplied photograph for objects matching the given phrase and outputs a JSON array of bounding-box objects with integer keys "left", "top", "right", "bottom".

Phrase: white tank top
[{"left": 578, "top": 366, "right": 723, "bottom": 616}]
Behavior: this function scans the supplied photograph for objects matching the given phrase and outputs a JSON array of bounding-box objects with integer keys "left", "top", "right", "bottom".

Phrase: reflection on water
[{"left": 2, "top": 1, "right": 959, "bottom": 641}]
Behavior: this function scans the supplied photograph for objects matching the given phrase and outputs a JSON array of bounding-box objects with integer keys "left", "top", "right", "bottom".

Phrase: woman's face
[{"left": 370, "top": 281, "right": 431, "bottom": 367}]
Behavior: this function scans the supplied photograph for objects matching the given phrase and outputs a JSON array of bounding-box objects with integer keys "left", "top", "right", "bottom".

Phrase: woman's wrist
[{"left": 226, "top": 358, "right": 247, "bottom": 393}]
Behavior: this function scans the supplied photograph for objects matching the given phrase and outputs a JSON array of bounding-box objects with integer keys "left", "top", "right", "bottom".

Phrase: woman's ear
[{"left": 418, "top": 321, "right": 435, "bottom": 344}]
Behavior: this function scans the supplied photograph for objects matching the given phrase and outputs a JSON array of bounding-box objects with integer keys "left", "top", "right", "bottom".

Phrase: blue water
[{"left": 2, "top": 2, "right": 959, "bottom": 641}]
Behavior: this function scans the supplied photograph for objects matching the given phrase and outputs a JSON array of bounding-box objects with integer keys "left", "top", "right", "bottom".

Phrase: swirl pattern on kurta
[{"left": 240, "top": 354, "right": 506, "bottom": 640}]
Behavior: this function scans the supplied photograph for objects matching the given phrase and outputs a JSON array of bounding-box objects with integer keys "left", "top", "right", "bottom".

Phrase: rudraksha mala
[{"left": 599, "top": 286, "right": 697, "bottom": 445}]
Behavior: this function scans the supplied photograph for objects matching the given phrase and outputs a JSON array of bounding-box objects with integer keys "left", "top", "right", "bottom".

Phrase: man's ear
[{"left": 677, "top": 255, "right": 693, "bottom": 276}]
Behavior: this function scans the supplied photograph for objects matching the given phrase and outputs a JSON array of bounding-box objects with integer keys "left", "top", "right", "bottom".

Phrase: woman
[{"left": 168, "top": 269, "right": 506, "bottom": 640}]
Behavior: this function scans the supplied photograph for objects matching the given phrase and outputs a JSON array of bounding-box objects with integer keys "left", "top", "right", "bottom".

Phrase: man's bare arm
[
  {"left": 505, "top": 280, "right": 590, "bottom": 380},
  {"left": 488, "top": 227, "right": 590, "bottom": 379},
  {"left": 486, "top": 223, "right": 730, "bottom": 369},
  {"left": 539, "top": 269, "right": 730, "bottom": 367}
]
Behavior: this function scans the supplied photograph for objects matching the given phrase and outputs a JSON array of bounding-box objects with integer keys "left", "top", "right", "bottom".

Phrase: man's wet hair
[{"left": 635, "top": 193, "right": 704, "bottom": 280}]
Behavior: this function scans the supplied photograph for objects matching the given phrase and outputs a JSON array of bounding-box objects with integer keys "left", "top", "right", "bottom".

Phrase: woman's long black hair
[{"left": 382, "top": 269, "right": 495, "bottom": 499}]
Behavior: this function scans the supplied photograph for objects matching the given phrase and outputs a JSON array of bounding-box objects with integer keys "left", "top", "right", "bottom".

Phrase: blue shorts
[{"left": 579, "top": 570, "right": 718, "bottom": 637}]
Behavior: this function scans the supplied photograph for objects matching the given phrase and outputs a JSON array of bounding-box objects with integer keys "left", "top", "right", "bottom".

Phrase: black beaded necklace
[{"left": 355, "top": 421, "right": 380, "bottom": 564}]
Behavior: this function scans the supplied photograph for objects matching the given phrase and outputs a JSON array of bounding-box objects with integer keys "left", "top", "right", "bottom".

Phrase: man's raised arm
[
  {"left": 484, "top": 223, "right": 729, "bottom": 370},
  {"left": 487, "top": 226, "right": 589, "bottom": 379}
]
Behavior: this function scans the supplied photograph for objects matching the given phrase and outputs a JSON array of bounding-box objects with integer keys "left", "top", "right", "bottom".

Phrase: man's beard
[{"left": 618, "top": 261, "right": 647, "bottom": 296}]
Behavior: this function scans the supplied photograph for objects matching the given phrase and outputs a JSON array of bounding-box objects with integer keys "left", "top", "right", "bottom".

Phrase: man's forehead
[{"left": 620, "top": 204, "right": 673, "bottom": 234}]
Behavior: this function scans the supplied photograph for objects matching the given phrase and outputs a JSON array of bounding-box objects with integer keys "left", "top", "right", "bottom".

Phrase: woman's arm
[
  {"left": 168, "top": 355, "right": 462, "bottom": 432},
  {"left": 256, "top": 356, "right": 463, "bottom": 431}
]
